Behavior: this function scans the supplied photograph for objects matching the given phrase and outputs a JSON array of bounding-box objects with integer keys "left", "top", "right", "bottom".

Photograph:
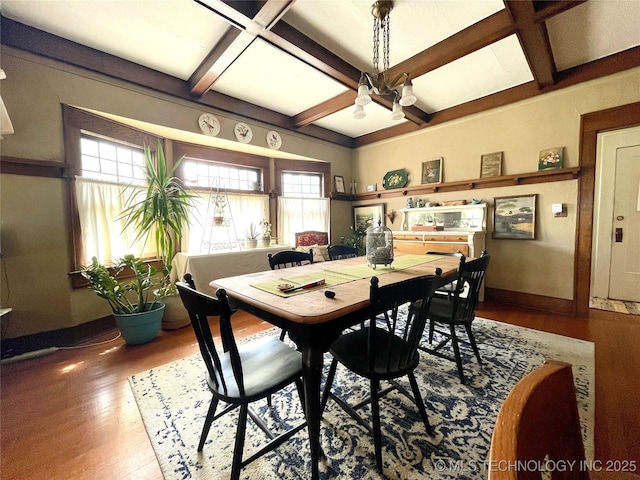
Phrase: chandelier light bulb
[
  {"left": 391, "top": 99, "right": 405, "bottom": 120},
  {"left": 356, "top": 84, "right": 372, "bottom": 106},
  {"left": 353, "top": 103, "right": 366, "bottom": 119},
  {"left": 399, "top": 75, "right": 417, "bottom": 107}
]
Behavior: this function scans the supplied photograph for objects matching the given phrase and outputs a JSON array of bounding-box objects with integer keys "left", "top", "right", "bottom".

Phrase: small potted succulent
[
  {"left": 244, "top": 222, "right": 260, "bottom": 249},
  {"left": 81, "top": 255, "right": 164, "bottom": 345}
]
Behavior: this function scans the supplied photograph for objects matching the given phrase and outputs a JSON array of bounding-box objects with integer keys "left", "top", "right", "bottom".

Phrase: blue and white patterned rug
[{"left": 129, "top": 315, "right": 594, "bottom": 480}]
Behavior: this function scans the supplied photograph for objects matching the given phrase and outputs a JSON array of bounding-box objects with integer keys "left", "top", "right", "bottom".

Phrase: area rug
[{"left": 129, "top": 314, "right": 594, "bottom": 480}]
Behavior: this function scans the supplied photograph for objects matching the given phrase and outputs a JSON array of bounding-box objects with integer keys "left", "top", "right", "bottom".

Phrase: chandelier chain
[
  {"left": 372, "top": 15, "right": 380, "bottom": 76},
  {"left": 383, "top": 12, "right": 390, "bottom": 78}
]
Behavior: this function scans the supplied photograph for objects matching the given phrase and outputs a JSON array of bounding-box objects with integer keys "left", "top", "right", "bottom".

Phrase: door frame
[{"left": 575, "top": 101, "right": 640, "bottom": 317}]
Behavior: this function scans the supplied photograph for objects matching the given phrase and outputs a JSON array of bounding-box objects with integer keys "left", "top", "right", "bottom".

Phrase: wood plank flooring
[{"left": 1, "top": 301, "right": 639, "bottom": 479}]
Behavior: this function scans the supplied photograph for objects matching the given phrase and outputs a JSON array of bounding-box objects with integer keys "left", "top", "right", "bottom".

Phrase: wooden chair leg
[
  {"left": 320, "top": 358, "right": 338, "bottom": 412},
  {"left": 428, "top": 319, "right": 435, "bottom": 343},
  {"left": 198, "top": 397, "right": 219, "bottom": 451},
  {"left": 369, "top": 378, "right": 384, "bottom": 472},
  {"left": 449, "top": 323, "right": 466, "bottom": 384},
  {"left": 465, "top": 323, "right": 482, "bottom": 363},
  {"left": 231, "top": 404, "right": 248, "bottom": 480},
  {"left": 407, "top": 372, "right": 432, "bottom": 435}
]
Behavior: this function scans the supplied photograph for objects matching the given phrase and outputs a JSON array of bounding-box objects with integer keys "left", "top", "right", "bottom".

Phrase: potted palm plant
[
  {"left": 119, "top": 142, "right": 194, "bottom": 329},
  {"left": 82, "top": 255, "right": 164, "bottom": 345}
]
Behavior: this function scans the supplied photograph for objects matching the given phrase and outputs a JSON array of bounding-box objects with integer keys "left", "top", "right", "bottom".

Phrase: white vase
[{"left": 245, "top": 238, "right": 258, "bottom": 249}]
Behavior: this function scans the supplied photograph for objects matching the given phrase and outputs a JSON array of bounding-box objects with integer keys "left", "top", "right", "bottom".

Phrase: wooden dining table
[{"left": 210, "top": 253, "right": 460, "bottom": 479}]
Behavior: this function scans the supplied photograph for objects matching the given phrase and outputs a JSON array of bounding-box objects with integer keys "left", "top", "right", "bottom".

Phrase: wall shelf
[{"left": 354, "top": 167, "right": 580, "bottom": 201}]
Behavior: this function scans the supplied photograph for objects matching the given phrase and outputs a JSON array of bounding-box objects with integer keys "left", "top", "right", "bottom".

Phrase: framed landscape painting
[
  {"left": 353, "top": 203, "right": 385, "bottom": 232},
  {"left": 493, "top": 194, "right": 537, "bottom": 240}
]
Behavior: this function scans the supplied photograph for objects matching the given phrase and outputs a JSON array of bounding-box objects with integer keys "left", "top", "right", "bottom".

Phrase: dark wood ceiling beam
[
  {"left": 293, "top": 91, "right": 354, "bottom": 127},
  {"left": 532, "top": 1, "right": 588, "bottom": 22},
  {"left": 188, "top": 0, "right": 295, "bottom": 96},
  {"left": 387, "top": 10, "right": 515, "bottom": 80},
  {"left": 189, "top": 27, "right": 252, "bottom": 96},
  {"left": 505, "top": 1, "right": 556, "bottom": 88},
  {"left": 266, "top": 22, "right": 361, "bottom": 89}
]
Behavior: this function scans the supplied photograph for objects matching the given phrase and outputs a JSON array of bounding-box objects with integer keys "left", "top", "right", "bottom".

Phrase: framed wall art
[
  {"left": 421, "top": 157, "right": 443, "bottom": 184},
  {"left": 493, "top": 194, "right": 537, "bottom": 240},
  {"left": 353, "top": 203, "right": 385, "bottom": 232},
  {"left": 538, "top": 147, "right": 563, "bottom": 170},
  {"left": 480, "top": 151, "right": 503, "bottom": 178},
  {"left": 334, "top": 175, "right": 345, "bottom": 193}
]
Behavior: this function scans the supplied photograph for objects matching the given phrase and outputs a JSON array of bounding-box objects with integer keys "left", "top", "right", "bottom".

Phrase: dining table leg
[{"left": 301, "top": 345, "right": 324, "bottom": 480}]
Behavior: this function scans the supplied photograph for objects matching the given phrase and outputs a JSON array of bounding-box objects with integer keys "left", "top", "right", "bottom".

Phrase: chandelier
[{"left": 354, "top": 1, "right": 417, "bottom": 120}]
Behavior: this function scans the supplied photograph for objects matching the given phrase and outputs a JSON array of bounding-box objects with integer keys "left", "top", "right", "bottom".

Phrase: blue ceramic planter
[{"left": 114, "top": 302, "right": 165, "bottom": 345}]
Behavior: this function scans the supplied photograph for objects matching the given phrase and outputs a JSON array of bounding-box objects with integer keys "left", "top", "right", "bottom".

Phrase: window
[
  {"left": 281, "top": 172, "right": 322, "bottom": 198},
  {"left": 274, "top": 159, "right": 331, "bottom": 246},
  {"left": 182, "top": 159, "right": 261, "bottom": 191},
  {"left": 63, "top": 105, "right": 161, "bottom": 272},
  {"left": 173, "top": 142, "right": 271, "bottom": 252},
  {"left": 80, "top": 135, "right": 146, "bottom": 185}
]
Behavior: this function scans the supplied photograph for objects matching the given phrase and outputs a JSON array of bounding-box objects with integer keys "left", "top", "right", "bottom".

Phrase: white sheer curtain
[
  {"left": 277, "top": 197, "right": 330, "bottom": 247},
  {"left": 185, "top": 192, "right": 269, "bottom": 252},
  {"left": 75, "top": 177, "right": 156, "bottom": 265}
]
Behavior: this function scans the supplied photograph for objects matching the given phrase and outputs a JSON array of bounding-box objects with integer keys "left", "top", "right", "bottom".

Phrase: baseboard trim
[
  {"left": 0, "top": 315, "right": 116, "bottom": 359},
  {"left": 485, "top": 287, "right": 575, "bottom": 316}
]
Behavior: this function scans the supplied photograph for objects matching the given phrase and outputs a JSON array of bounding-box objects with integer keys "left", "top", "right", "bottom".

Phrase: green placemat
[
  {"left": 321, "top": 254, "right": 440, "bottom": 279},
  {"left": 251, "top": 270, "right": 360, "bottom": 297},
  {"left": 251, "top": 254, "right": 440, "bottom": 297}
]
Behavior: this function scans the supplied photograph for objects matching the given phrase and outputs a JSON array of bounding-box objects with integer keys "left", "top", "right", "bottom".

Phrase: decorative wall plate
[
  {"left": 382, "top": 169, "right": 408, "bottom": 189},
  {"left": 234, "top": 122, "right": 253, "bottom": 143},
  {"left": 198, "top": 113, "right": 220, "bottom": 137},
  {"left": 266, "top": 131, "right": 282, "bottom": 150}
]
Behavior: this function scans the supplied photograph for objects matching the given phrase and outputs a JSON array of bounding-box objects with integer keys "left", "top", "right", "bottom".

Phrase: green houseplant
[
  {"left": 119, "top": 142, "right": 193, "bottom": 298},
  {"left": 82, "top": 255, "right": 164, "bottom": 345}
]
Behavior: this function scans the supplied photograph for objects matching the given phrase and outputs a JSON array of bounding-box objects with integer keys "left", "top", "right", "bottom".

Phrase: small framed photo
[
  {"left": 538, "top": 147, "right": 563, "bottom": 171},
  {"left": 480, "top": 151, "right": 503, "bottom": 178},
  {"left": 493, "top": 194, "right": 537, "bottom": 240},
  {"left": 353, "top": 203, "right": 385, "bottom": 232},
  {"left": 334, "top": 175, "right": 346, "bottom": 193},
  {"left": 366, "top": 183, "right": 377, "bottom": 192},
  {"left": 421, "top": 157, "right": 443, "bottom": 184}
]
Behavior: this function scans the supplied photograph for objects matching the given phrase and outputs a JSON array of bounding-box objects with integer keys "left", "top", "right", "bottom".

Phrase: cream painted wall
[
  {"left": 353, "top": 68, "right": 640, "bottom": 299},
  {"left": 0, "top": 48, "right": 352, "bottom": 338}
]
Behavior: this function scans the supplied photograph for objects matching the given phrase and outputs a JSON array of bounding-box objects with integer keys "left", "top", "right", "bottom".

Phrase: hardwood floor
[{"left": 1, "top": 301, "right": 639, "bottom": 479}]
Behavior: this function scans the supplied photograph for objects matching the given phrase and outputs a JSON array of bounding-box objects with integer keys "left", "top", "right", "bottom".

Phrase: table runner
[{"left": 251, "top": 254, "right": 441, "bottom": 297}]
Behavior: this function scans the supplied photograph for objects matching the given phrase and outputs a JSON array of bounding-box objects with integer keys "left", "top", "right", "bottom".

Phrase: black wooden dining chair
[
  {"left": 327, "top": 244, "right": 358, "bottom": 260},
  {"left": 425, "top": 251, "right": 464, "bottom": 298},
  {"left": 320, "top": 274, "right": 439, "bottom": 472},
  {"left": 176, "top": 275, "right": 307, "bottom": 480},
  {"left": 411, "top": 252, "right": 490, "bottom": 384},
  {"left": 268, "top": 250, "right": 314, "bottom": 340},
  {"left": 267, "top": 249, "right": 313, "bottom": 269}
]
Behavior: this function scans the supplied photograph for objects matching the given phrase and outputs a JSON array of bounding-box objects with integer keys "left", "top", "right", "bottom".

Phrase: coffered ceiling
[{"left": 1, "top": 0, "right": 638, "bottom": 148}]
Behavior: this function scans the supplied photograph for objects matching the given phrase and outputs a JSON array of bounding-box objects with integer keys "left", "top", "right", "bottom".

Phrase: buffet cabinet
[{"left": 392, "top": 203, "right": 487, "bottom": 258}]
